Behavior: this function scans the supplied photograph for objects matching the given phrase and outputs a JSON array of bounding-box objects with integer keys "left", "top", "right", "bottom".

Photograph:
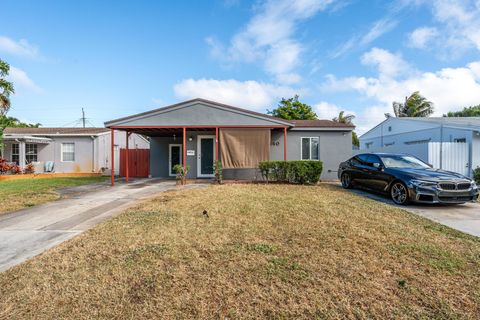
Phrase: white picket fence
[{"left": 428, "top": 142, "right": 469, "bottom": 177}]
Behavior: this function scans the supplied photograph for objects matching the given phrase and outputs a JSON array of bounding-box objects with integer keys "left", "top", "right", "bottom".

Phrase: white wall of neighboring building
[
  {"left": 96, "top": 131, "right": 149, "bottom": 174},
  {"left": 360, "top": 117, "right": 479, "bottom": 177}
]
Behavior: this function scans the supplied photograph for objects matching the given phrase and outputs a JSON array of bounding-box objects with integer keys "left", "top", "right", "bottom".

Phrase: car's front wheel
[
  {"left": 391, "top": 181, "right": 409, "bottom": 205},
  {"left": 341, "top": 172, "right": 353, "bottom": 189}
]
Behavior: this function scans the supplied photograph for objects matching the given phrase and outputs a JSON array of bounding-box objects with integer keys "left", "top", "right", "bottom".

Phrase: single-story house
[
  {"left": 359, "top": 117, "right": 480, "bottom": 177},
  {"left": 104, "top": 98, "right": 354, "bottom": 183},
  {"left": 1, "top": 127, "right": 149, "bottom": 174}
]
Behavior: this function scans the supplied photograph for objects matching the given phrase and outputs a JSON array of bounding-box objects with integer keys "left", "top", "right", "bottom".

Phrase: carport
[{"left": 108, "top": 125, "right": 288, "bottom": 186}]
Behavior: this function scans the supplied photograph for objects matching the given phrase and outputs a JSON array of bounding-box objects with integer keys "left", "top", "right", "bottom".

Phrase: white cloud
[
  {"left": 331, "top": 18, "right": 398, "bottom": 58},
  {"left": 173, "top": 78, "right": 300, "bottom": 111},
  {"left": 8, "top": 66, "right": 42, "bottom": 93},
  {"left": 408, "top": 27, "right": 439, "bottom": 48},
  {"left": 207, "top": 0, "right": 336, "bottom": 83},
  {"left": 322, "top": 48, "right": 480, "bottom": 134},
  {"left": 314, "top": 101, "right": 356, "bottom": 120},
  {"left": 403, "top": 1, "right": 480, "bottom": 55},
  {"left": 361, "top": 47, "right": 411, "bottom": 78},
  {"left": 0, "top": 36, "right": 39, "bottom": 58}
]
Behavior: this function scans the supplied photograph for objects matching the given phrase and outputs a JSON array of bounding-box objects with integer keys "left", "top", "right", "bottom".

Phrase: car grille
[
  {"left": 439, "top": 183, "right": 455, "bottom": 190},
  {"left": 438, "top": 196, "right": 473, "bottom": 202},
  {"left": 438, "top": 182, "right": 471, "bottom": 190},
  {"left": 457, "top": 183, "right": 472, "bottom": 190}
]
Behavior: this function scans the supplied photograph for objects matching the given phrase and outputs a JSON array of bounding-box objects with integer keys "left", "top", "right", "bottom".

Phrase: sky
[{"left": 2, "top": 0, "right": 480, "bottom": 134}]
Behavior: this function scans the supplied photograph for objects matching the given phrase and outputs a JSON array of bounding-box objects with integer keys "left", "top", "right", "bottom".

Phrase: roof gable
[{"left": 105, "top": 98, "right": 292, "bottom": 127}]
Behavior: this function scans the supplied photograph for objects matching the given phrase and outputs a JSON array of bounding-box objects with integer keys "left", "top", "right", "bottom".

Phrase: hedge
[
  {"left": 474, "top": 167, "right": 480, "bottom": 184},
  {"left": 258, "top": 160, "right": 323, "bottom": 184}
]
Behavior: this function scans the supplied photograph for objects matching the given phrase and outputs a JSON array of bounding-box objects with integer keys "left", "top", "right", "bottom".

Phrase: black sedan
[{"left": 338, "top": 153, "right": 479, "bottom": 205}]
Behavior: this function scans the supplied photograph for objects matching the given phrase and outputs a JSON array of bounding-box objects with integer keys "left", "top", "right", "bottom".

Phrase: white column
[{"left": 19, "top": 141, "right": 26, "bottom": 169}]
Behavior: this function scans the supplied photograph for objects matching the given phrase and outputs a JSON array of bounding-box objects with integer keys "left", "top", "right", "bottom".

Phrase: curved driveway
[{"left": 0, "top": 179, "right": 202, "bottom": 272}]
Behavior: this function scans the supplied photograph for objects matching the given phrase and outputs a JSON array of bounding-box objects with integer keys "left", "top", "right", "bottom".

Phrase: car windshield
[{"left": 379, "top": 155, "right": 430, "bottom": 169}]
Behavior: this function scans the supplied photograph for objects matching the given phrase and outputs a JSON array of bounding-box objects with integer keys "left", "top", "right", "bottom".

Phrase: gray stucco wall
[
  {"left": 149, "top": 129, "right": 352, "bottom": 180},
  {"left": 3, "top": 132, "right": 149, "bottom": 174}
]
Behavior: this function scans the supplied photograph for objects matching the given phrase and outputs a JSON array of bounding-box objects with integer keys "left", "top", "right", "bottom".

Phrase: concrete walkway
[
  {"left": 341, "top": 185, "right": 480, "bottom": 238},
  {"left": 0, "top": 179, "right": 201, "bottom": 272}
]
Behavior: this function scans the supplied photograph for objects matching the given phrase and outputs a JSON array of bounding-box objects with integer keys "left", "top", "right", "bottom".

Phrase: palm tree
[
  {"left": 392, "top": 91, "right": 434, "bottom": 117},
  {"left": 0, "top": 59, "right": 15, "bottom": 116},
  {"left": 332, "top": 111, "right": 355, "bottom": 125},
  {"left": 332, "top": 111, "right": 359, "bottom": 147}
]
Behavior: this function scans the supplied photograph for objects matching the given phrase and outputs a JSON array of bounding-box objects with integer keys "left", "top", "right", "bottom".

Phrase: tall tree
[
  {"left": 332, "top": 111, "right": 359, "bottom": 147},
  {"left": 392, "top": 91, "right": 434, "bottom": 117},
  {"left": 268, "top": 95, "right": 317, "bottom": 120},
  {"left": 0, "top": 115, "right": 41, "bottom": 129},
  {"left": 445, "top": 104, "right": 480, "bottom": 117},
  {"left": 0, "top": 59, "right": 15, "bottom": 116}
]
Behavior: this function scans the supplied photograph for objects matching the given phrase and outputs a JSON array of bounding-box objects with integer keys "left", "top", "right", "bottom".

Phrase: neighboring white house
[
  {"left": 359, "top": 117, "right": 480, "bottom": 177},
  {"left": 1, "top": 128, "right": 149, "bottom": 175}
]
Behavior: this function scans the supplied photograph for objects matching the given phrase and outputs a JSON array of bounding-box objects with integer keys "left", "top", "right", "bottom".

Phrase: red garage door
[{"left": 120, "top": 149, "right": 150, "bottom": 177}]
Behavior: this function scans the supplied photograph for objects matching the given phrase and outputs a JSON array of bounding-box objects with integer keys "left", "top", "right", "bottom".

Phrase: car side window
[
  {"left": 367, "top": 155, "right": 381, "bottom": 165},
  {"left": 357, "top": 154, "right": 371, "bottom": 166},
  {"left": 348, "top": 157, "right": 359, "bottom": 166}
]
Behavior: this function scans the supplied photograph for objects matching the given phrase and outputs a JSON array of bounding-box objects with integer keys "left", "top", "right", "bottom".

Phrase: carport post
[
  {"left": 183, "top": 127, "right": 186, "bottom": 171},
  {"left": 125, "top": 131, "right": 129, "bottom": 184},
  {"left": 215, "top": 127, "right": 219, "bottom": 161},
  {"left": 111, "top": 128, "right": 115, "bottom": 186},
  {"left": 283, "top": 127, "right": 287, "bottom": 161}
]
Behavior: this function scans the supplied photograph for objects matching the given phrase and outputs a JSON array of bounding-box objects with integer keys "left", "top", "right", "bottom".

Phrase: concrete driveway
[
  {"left": 0, "top": 179, "right": 202, "bottom": 272},
  {"left": 341, "top": 185, "right": 480, "bottom": 237}
]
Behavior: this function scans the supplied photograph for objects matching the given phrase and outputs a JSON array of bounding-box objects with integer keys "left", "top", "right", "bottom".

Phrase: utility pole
[{"left": 81, "top": 108, "right": 86, "bottom": 128}]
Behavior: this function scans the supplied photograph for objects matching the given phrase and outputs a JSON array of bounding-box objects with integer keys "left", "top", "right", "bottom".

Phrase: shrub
[
  {"left": 258, "top": 160, "right": 323, "bottom": 185},
  {"left": 173, "top": 164, "right": 190, "bottom": 185},
  {"left": 474, "top": 167, "right": 480, "bottom": 184},
  {"left": 0, "top": 157, "right": 11, "bottom": 174},
  {"left": 213, "top": 160, "right": 223, "bottom": 184},
  {"left": 24, "top": 163, "right": 35, "bottom": 174},
  {"left": 10, "top": 164, "right": 21, "bottom": 174}
]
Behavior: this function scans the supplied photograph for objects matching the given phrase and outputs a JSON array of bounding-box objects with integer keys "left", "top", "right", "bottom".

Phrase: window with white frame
[
  {"left": 25, "top": 144, "right": 37, "bottom": 163},
  {"left": 61, "top": 143, "right": 75, "bottom": 161},
  {"left": 11, "top": 143, "right": 19, "bottom": 164},
  {"left": 301, "top": 137, "right": 319, "bottom": 160}
]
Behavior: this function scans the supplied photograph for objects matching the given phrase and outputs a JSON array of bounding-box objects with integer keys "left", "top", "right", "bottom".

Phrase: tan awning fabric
[{"left": 219, "top": 129, "right": 270, "bottom": 169}]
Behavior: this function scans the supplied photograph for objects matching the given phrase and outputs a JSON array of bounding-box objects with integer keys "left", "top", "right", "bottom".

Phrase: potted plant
[{"left": 173, "top": 164, "right": 190, "bottom": 185}]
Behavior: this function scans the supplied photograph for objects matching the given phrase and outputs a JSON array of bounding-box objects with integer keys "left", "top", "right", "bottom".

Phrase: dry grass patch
[
  {"left": 0, "top": 176, "right": 109, "bottom": 214},
  {"left": 1, "top": 184, "right": 479, "bottom": 319}
]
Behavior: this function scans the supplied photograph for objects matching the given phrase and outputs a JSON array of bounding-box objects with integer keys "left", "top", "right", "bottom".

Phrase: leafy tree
[
  {"left": 0, "top": 116, "right": 40, "bottom": 157},
  {"left": 0, "top": 59, "right": 15, "bottom": 116},
  {"left": 268, "top": 95, "right": 317, "bottom": 120},
  {"left": 332, "top": 111, "right": 359, "bottom": 147},
  {"left": 392, "top": 91, "right": 434, "bottom": 117},
  {"left": 444, "top": 104, "right": 480, "bottom": 117}
]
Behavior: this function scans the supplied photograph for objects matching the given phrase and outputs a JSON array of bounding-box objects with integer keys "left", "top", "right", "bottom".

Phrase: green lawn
[
  {"left": 0, "top": 176, "right": 109, "bottom": 214},
  {"left": 0, "top": 184, "right": 479, "bottom": 319}
]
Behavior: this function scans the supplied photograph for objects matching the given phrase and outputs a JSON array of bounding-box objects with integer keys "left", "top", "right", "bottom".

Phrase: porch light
[{"left": 188, "top": 136, "right": 193, "bottom": 142}]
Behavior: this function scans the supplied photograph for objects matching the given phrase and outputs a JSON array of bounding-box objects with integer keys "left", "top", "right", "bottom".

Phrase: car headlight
[
  {"left": 410, "top": 179, "right": 438, "bottom": 187},
  {"left": 472, "top": 181, "right": 478, "bottom": 189}
]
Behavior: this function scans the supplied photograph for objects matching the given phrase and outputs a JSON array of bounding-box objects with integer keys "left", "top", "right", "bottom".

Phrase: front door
[
  {"left": 169, "top": 144, "right": 182, "bottom": 176},
  {"left": 197, "top": 135, "right": 215, "bottom": 178}
]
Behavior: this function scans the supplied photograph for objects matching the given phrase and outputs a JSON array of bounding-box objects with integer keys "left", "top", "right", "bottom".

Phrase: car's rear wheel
[
  {"left": 391, "top": 181, "right": 409, "bottom": 205},
  {"left": 341, "top": 172, "right": 353, "bottom": 189}
]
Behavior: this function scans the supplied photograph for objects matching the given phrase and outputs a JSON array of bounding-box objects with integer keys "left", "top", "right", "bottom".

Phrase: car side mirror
[{"left": 373, "top": 162, "right": 383, "bottom": 170}]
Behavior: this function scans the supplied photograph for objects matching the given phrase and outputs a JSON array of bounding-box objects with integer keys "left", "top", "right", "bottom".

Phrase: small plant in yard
[
  {"left": 173, "top": 164, "right": 190, "bottom": 185},
  {"left": 213, "top": 160, "right": 223, "bottom": 184},
  {"left": 23, "top": 163, "right": 35, "bottom": 174},
  {"left": 474, "top": 167, "right": 480, "bottom": 184},
  {"left": 9, "top": 164, "right": 21, "bottom": 174},
  {"left": 0, "top": 157, "right": 11, "bottom": 174}
]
